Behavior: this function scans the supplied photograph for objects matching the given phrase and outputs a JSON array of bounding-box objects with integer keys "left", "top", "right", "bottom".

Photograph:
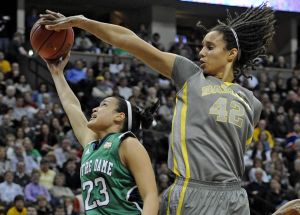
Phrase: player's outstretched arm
[
  {"left": 40, "top": 10, "right": 176, "bottom": 79},
  {"left": 43, "top": 52, "right": 97, "bottom": 147},
  {"left": 119, "top": 137, "right": 159, "bottom": 215}
]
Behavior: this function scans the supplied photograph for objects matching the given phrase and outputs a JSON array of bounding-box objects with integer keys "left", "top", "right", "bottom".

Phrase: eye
[{"left": 207, "top": 46, "right": 214, "bottom": 50}]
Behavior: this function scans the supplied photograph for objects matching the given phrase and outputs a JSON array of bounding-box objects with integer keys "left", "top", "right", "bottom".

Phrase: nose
[
  {"left": 92, "top": 107, "right": 97, "bottom": 112},
  {"left": 199, "top": 47, "right": 205, "bottom": 59}
]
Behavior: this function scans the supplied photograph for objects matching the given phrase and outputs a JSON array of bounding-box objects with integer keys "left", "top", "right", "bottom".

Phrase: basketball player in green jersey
[
  {"left": 41, "top": 3, "right": 275, "bottom": 214},
  {"left": 42, "top": 56, "right": 159, "bottom": 214}
]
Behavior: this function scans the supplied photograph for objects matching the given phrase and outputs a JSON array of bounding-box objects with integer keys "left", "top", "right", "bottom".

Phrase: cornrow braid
[{"left": 210, "top": 2, "right": 276, "bottom": 80}]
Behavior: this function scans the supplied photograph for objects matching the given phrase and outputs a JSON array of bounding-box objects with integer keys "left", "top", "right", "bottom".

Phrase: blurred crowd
[{"left": 0, "top": 18, "right": 299, "bottom": 215}]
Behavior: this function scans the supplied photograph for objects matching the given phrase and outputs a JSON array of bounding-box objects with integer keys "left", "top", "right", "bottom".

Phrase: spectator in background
[
  {"left": 39, "top": 93, "right": 53, "bottom": 111},
  {"left": 129, "top": 86, "right": 144, "bottom": 107},
  {"left": 14, "top": 161, "right": 30, "bottom": 188},
  {"left": 34, "top": 123, "right": 57, "bottom": 155},
  {"left": 10, "top": 142, "right": 39, "bottom": 174},
  {"left": 283, "top": 90, "right": 300, "bottom": 114},
  {"left": 39, "top": 158, "right": 56, "bottom": 190},
  {"left": 0, "top": 114, "right": 15, "bottom": 145},
  {"left": 109, "top": 55, "right": 124, "bottom": 75},
  {"left": 65, "top": 59, "right": 86, "bottom": 92},
  {"left": 270, "top": 109, "right": 291, "bottom": 139},
  {"left": 15, "top": 74, "right": 32, "bottom": 93},
  {"left": 117, "top": 77, "right": 132, "bottom": 100},
  {"left": 248, "top": 158, "right": 269, "bottom": 183},
  {"left": 136, "top": 23, "right": 149, "bottom": 41},
  {"left": 91, "top": 55, "right": 108, "bottom": 77},
  {"left": 287, "top": 68, "right": 300, "bottom": 88},
  {"left": 158, "top": 96, "right": 175, "bottom": 123},
  {"left": 6, "top": 195, "right": 26, "bottom": 215},
  {"left": 36, "top": 195, "right": 53, "bottom": 215},
  {"left": 63, "top": 158, "right": 81, "bottom": 193},
  {"left": 49, "top": 117, "right": 65, "bottom": 144},
  {"left": 145, "top": 86, "right": 158, "bottom": 108},
  {"left": 246, "top": 167, "right": 269, "bottom": 213},
  {"left": 253, "top": 119, "right": 275, "bottom": 149},
  {"left": 0, "top": 73, "right": 5, "bottom": 95},
  {"left": 12, "top": 96, "right": 29, "bottom": 121},
  {"left": 54, "top": 138, "right": 71, "bottom": 169},
  {"left": 26, "top": 206, "right": 37, "bottom": 215},
  {"left": 6, "top": 32, "right": 28, "bottom": 62},
  {"left": 151, "top": 33, "right": 165, "bottom": 51},
  {"left": 91, "top": 75, "right": 113, "bottom": 100},
  {"left": 251, "top": 140, "right": 271, "bottom": 164},
  {"left": 24, "top": 169, "right": 51, "bottom": 203},
  {"left": 289, "top": 159, "right": 300, "bottom": 187},
  {"left": 275, "top": 55, "right": 288, "bottom": 68},
  {"left": 32, "top": 83, "right": 49, "bottom": 107},
  {"left": 2, "top": 85, "right": 16, "bottom": 108},
  {"left": 74, "top": 30, "right": 94, "bottom": 52},
  {"left": 0, "top": 147, "right": 11, "bottom": 182},
  {"left": 19, "top": 116, "right": 34, "bottom": 139},
  {"left": 0, "top": 170, "right": 23, "bottom": 205},
  {"left": 265, "top": 179, "right": 288, "bottom": 214},
  {"left": 0, "top": 51, "right": 11, "bottom": 74},
  {"left": 23, "top": 137, "right": 42, "bottom": 164},
  {"left": 287, "top": 77, "right": 299, "bottom": 93},
  {"left": 5, "top": 62, "right": 21, "bottom": 83},
  {"left": 49, "top": 173, "right": 74, "bottom": 206},
  {"left": 169, "top": 35, "right": 193, "bottom": 60}
]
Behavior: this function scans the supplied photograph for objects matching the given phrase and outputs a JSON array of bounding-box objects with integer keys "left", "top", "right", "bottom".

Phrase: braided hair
[{"left": 198, "top": 2, "right": 276, "bottom": 80}]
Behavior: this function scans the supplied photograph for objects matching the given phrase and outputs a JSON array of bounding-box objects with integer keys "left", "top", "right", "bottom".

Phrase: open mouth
[{"left": 90, "top": 114, "right": 97, "bottom": 121}]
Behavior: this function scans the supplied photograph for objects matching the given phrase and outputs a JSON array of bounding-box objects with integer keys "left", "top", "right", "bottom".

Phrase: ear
[
  {"left": 228, "top": 48, "right": 238, "bottom": 62},
  {"left": 114, "top": 112, "right": 125, "bottom": 123}
]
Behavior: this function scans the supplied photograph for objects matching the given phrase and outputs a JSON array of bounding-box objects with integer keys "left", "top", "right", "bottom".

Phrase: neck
[
  {"left": 215, "top": 64, "right": 234, "bottom": 82},
  {"left": 95, "top": 126, "right": 120, "bottom": 140}
]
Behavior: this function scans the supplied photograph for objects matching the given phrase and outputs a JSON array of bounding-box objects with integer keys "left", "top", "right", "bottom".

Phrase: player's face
[
  {"left": 87, "top": 97, "right": 122, "bottom": 132},
  {"left": 199, "top": 31, "right": 232, "bottom": 76}
]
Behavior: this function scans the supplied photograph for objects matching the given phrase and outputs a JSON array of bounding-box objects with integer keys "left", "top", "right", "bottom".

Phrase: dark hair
[
  {"left": 114, "top": 96, "right": 159, "bottom": 135},
  {"left": 198, "top": 2, "right": 275, "bottom": 80},
  {"left": 14, "top": 195, "right": 24, "bottom": 203}
]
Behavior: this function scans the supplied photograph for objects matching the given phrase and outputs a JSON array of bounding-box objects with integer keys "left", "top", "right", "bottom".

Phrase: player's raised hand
[
  {"left": 39, "top": 10, "right": 84, "bottom": 31},
  {"left": 42, "top": 51, "right": 71, "bottom": 75}
]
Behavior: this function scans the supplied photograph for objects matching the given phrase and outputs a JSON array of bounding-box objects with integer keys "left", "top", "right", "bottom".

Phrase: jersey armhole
[{"left": 119, "top": 131, "right": 137, "bottom": 142}]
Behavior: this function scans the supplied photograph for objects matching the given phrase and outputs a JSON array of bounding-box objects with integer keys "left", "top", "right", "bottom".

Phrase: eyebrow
[{"left": 201, "top": 40, "right": 215, "bottom": 46}]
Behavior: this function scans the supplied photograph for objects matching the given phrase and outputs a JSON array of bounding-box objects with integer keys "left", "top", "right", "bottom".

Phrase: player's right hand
[{"left": 42, "top": 51, "right": 71, "bottom": 75}]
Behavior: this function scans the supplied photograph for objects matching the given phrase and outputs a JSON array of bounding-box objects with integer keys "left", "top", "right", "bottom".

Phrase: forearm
[
  {"left": 51, "top": 72, "right": 81, "bottom": 112},
  {"left": 142, "top": 192, "right": 159, "bottom": 215},
  {"left": 76, "top": 17, "right": 136, "bottom": 51}
]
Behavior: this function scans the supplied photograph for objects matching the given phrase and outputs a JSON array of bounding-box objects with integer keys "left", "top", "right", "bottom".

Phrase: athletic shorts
[{"left": 159, "top": 177, "right": 250, "bottom": 215}]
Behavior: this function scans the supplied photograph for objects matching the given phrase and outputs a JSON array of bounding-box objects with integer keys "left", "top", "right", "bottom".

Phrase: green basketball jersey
[{"left": 80, "top": 132, "right": 142, "bottom": 215}]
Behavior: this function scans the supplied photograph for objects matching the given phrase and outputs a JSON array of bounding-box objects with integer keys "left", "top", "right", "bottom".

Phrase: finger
[
  {"left": 61, "top": 51, "right": 71, "bottom": 62},
  {"left": 45, "top": 9, "right": 61, "bottom": 18},
  {"left": 39, "top": 14, "right": 57, "bottom": 21}
]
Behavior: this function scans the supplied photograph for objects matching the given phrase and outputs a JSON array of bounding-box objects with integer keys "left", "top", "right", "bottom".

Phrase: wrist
[{"left": 76, "top": 15, "right": 88, "bottom": 28}]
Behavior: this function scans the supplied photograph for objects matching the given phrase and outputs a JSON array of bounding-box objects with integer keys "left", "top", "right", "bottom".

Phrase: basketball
[{"left": 30, "top": 18, "right": 74, "bottom": 61}]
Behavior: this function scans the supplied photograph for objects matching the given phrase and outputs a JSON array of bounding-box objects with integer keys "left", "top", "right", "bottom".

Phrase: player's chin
[
  {"left": 87, "top": 120, "right": 95, "bottom": 129},
  {"left": 200, "top": 64, "right": 208, "bottom": 72}
]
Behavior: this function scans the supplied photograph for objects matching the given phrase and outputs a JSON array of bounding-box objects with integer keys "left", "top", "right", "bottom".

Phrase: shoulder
[{"left": 119, "top": 132, "right": 141, "bottom": 150}]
